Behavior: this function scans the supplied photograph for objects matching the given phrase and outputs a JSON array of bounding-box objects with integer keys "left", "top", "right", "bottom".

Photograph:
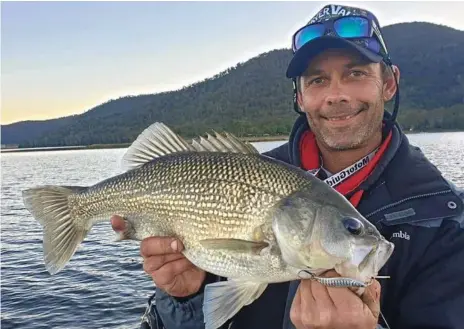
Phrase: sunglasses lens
[
  {"left": 334, "top": 17, "right": 369, "bottom": 38},
  {"left": 294, "top": 24, "right": 325, "bottom": 50}
]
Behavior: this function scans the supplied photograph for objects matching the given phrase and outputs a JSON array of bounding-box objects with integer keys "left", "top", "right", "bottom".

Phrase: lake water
[{"left": 1, "top": 132, "right": 463, "bottom": 329}]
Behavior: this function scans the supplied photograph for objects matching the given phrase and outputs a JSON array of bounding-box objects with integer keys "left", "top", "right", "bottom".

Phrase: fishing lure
[
  {"left": 296, "top": 270, "right": 391, "bottom": 329},
  {"left": 297, "top": 270, "right": 367, "bottom": 288}
]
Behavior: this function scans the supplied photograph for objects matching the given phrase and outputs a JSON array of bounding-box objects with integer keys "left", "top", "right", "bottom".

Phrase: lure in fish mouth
[
  {"left": 271, "top": 187, "right": 395, "bottom": 288},
  {"left": 21, "top": 121, "right": 395, "bottom": 329}
]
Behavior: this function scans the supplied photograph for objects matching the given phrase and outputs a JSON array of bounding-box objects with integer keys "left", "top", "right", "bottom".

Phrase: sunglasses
[{"left": 292, "top": 16, "right": 389, "bottom": 58}]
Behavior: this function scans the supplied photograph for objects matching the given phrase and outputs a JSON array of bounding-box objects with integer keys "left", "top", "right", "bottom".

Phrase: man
[{"left": 112, "top": 4, "right": 464, "bottom": 329}]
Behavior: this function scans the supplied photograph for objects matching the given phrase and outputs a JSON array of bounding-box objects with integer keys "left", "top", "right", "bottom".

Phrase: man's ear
[
  {"left": 296, "top": 92, "right": 303, "bottom": 110},
  {"left": 383, "top": 65, "right": 400, "bottom": 102},
  {"left": 296, "top": 79, "right": 304, "bottom": 111}
]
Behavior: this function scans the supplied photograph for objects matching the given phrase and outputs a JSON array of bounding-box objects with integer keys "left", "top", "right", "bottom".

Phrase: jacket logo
[{"left": 391, "top": 231, "right": 410, "bottom": 240}]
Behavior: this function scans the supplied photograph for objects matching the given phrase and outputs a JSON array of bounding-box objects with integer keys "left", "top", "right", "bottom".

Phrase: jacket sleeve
[
  {"left": 140, "top": 273, "right": 225, "bottom": 329},
  {"left": 152, "top": 287, "right": 207, "bottom": 329},
  {"left": 394, "top": 203, "right": 464, "bottom": 329}
]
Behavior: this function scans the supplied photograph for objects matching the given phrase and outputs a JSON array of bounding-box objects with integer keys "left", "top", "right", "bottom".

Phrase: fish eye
[{"left": 342, "top": 217, "right": 364, "bottom": 235}]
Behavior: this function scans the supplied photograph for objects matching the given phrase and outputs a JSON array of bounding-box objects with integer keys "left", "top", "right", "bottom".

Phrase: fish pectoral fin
[
  {"left": 199, "top": 238, "right": 269, "bottom": 255},
  {"left": 203, "top": 280, "right": 268, "bottom": 329},
  {"left": 121, "top": 122, "right": 259, "bottom": 171}
]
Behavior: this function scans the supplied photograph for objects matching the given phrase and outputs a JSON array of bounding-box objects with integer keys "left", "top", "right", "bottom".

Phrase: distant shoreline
[
  {"left": 0, "top": 135, "right": 290, "bottom": 153},
  {"left": 1, "top": 130, "right": 462, "bottom": 154}
]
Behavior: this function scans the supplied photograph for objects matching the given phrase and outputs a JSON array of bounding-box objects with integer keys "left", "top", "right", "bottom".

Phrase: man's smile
[{"left": 322, "top": 108, "right": 365, "bottom": 124}]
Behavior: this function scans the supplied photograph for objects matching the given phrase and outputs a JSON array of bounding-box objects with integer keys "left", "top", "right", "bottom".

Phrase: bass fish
[{"left": 22, "top": 122, "right": 394, "bottom": 329}]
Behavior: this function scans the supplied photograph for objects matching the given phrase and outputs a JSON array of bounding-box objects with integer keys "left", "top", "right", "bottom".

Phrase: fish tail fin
[{"left": 22, "top": 185, "right": 89, "bottom": 275}]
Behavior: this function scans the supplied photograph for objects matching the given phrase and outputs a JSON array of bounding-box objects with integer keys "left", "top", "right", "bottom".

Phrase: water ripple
[{"left": 1, "top": 135, "right": 463, "bottom": 328}]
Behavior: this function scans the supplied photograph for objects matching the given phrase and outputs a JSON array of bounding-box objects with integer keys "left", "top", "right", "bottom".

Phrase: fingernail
[
  {"left": 171, "top": 240, "right": 179, "bottom": 252},
  {"left": 110, "top": 218, "right": 120, "bottom": 232}
]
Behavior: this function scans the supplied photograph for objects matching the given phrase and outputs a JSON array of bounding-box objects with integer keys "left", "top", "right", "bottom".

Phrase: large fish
[{"left": 22, "top": 122, "right": 394, "bottom": 329}]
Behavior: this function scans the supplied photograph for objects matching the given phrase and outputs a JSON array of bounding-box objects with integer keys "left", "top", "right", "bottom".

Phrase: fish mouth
[
  {"left": 352, "top": 245, "right": 374, "bottom": 269},
  {"left": 333, "top": 239, "right": 395, "bottom": 284},
  {"left": 358, "top": 240, "right": 395, "bottom": 279}
]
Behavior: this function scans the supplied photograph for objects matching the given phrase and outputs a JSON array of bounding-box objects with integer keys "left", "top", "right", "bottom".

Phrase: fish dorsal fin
[
  {"left": 121, "top": 122, "right": 194, "bottom": 171},
  {"left": 121, "top": 122, "right": 259, "bottom": 171}
]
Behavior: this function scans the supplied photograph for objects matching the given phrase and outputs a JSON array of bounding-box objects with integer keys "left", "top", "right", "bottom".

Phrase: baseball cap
[{"left": 286, "top": 4, "right": 391, "bottom": 78}]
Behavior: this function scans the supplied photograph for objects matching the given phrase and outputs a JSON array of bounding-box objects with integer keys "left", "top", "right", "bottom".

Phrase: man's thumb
[{"left": 361, "top": 279, "right": 381, "bottom": 318}]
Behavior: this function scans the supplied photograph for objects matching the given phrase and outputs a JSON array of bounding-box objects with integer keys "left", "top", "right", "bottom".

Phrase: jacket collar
[
  {"left": 287, "top": 112, "right": 398, "bottom": 183},
  {"left": 286, "top": 113, "right": 463, "bottom": 223}
]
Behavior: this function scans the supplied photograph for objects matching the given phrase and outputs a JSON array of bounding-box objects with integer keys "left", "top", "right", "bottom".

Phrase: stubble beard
[{"left": 307, "top": 102, "right": 383, "bottom": 152}]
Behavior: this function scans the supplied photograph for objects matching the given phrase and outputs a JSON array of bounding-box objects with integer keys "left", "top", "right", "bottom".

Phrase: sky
[{"left": 2, "top": 1, "right": 464, "bottom": 125}]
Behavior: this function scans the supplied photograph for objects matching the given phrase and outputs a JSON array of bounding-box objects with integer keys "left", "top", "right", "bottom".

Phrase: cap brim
[{"left": 286, "top": 36, "right": 383, "bottom": 78}]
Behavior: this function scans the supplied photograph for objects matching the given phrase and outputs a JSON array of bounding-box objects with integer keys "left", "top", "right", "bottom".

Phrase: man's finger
[
  {"left": 290, "top": 284, "right": 303, "bottom": 328},
  {"left": 110, "top": 215, "right": 126, "bottom": 232},
  {"left": 311, "top": 270, "right": 341, "bottom": 309},
  {"left": 154, "top": 258, "right": 194, "bottom": 286},
  {"left": 325, "top": 279, "right": 364, "bottom": 309},
  {"left": 317, "top": 270, "right": 357, "bottom": 299},
  {"left": 309, "top": 279, "right": 336, "bottom": 308},
  {"left": 143, "top": 254, "right": 185, "bottom": 273},
  {"left": 298, "top": 279, "right": 316, "bottom": 305},
  {"left": 140, "top": 237, "right": 184, "bottom": 257},
  {"left": 360, "top": 279, "right": 381, "bottom": 318},
  {"left": 317, "top": 270, "right": 364, "bottom": 312},
  {"left": 304, "top": 280, "right": 335, "bottom": 326}
]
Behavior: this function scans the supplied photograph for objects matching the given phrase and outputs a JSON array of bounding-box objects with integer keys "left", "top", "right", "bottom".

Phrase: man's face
[{"left": 297, "top": 48, "right": 395, "bottom": 151}]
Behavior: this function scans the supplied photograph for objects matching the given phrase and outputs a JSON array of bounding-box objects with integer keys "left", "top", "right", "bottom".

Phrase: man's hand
[
  {"left": 290, "top": 270, "right": 381, "bottom": 329},
  {"left": 111, "top": 215, "right": 206, "bottom": 297}
]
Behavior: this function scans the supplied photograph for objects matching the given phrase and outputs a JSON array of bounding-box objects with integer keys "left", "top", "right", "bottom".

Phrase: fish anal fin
[{"left": 203, "top": 280, "right": 268, "bottom": 329}]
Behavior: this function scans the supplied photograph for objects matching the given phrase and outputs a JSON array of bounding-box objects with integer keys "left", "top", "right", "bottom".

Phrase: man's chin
[
  {"left": 326, "top": 142, "right": 360, "bottom": 151},
  {"left": 319, "top": 130, "right": 364, "bottom": 151}
]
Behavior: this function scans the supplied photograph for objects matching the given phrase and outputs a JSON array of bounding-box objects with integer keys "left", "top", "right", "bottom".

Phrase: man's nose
[{"left": 325, "top": 80, "right": 350, "bottom": 106}]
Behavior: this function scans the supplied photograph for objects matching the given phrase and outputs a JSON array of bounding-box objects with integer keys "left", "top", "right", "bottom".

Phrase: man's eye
[
  {"left": 350, "top": 70, "right": 365, "bottom": 77},
  {"left": 310, "top": 77, "right": 324, "bottom": 85}
]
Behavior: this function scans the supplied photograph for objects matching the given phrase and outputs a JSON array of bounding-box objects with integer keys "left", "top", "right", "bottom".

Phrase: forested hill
[{"left": 2, "top": 22, "right": 463, "bottom": 148}]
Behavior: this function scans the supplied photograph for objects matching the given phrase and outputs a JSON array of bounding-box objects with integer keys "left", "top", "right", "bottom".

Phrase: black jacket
[{"left": 140, "top": 115, "right": 464, "bottom": 329}]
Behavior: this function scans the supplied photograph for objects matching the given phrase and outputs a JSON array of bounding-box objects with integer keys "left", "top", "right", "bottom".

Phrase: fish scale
[
  {"left": 65, "top": 151, "right": 310, "bottom": 283},
  {"left": 22, "top": 122, "right": 395, "bottom": 329}
]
